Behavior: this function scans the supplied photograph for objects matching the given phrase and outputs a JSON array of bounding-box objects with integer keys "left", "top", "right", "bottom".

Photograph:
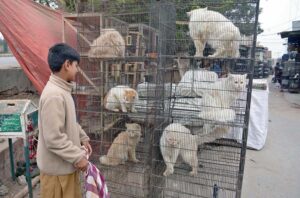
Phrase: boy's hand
[
  {"left": 75, "top": 157, "right": 89, "bottom": 172},
  {"left": 82, "top": 141, "right": 92, "bottom": 156}
]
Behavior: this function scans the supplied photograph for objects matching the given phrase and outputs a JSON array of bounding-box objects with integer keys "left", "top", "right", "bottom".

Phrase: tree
[
  {"left": 35, "top": 0, "right": 263, "bottom": 35},
  {"left": 34, "top": 0, "right": 76, "bottom": 11}
]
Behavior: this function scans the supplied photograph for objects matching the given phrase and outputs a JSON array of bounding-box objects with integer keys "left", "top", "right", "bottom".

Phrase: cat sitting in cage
[
  {"left": 100, "top": 123, "right": 141, "bottom": 166},
  {"left": 160, "top": 123, "right": 198, "bottom": 177},
  {"left": 88, "top": 28, "right": 125, "bottom": 58},
  {"left": 199, "top": 73, "right": 247, "bottom": 111},
  {"left": 198, "top": 74, "right": 246, "bottom": 136},
  {"left": 104, "top": 85, "right": 138, "bottom": 113},
  {"left": 187, "top": 7, "right": 241, "bottom": 58}
]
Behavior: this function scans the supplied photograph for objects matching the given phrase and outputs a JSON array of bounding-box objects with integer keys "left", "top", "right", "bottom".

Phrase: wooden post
[{"left": 77, "top": 66, "right": 100, "bottom": 94}]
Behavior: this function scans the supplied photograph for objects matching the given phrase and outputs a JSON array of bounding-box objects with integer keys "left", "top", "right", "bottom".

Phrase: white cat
[
  {"left": 200, "top": 73, "right": 247, "bottom": 110},
  {"left": 88, "top": 28, "right": 125, "bottom": 58},
  {"left": 187, "top": 8, "right": 241, "bottom": 58},
  {"left": 199, "top": 109, "right": 236, "bottom": 137},
  {"left": 100, "top": 123, "right": 141, "bottom": 166},
  {"left": 160, "top": 121, "right": 238, "bottom": 177},
  {"left": 160, "top": 123, "right": 198, "bottom": 176},
  {"left": 198, "top": 74, "right": 245, "bottom": 135},
  {"left": 104, "top": 85, "right": 138, "bottom": 113},
  {"left": 199, "top": 109, "right": 236, "bottom": 123}
]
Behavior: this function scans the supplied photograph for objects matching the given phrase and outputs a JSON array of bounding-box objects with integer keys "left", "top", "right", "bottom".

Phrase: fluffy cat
[
  {"left": 104, "top": 85, "right": 138, "bottom": 113},
  {"left": 198, "top": 74, "right": 245, "bottom": 136},
  {"left": 187, "top": 8, "right": 241, "bottom": 58},
  {"left": 88, "top": 28, "right": 125, "bottom": 58},
  {"left": 160, "top": 121, "right": 238, "bottom": 177},
  {"left": 200, "top": 73, "right": 247, "bottom": 110},
  {"left": 100, "top": 123, "right": 141, "bottom": 166},
  {"left": 199, "top": 109, "right": 236, "bottom": 123},
  {"left": 199, "top": 109, "right": 236, "bottom": 138},
  {"left": 160, "top": 123, "right": 198, "bottom": 176}
]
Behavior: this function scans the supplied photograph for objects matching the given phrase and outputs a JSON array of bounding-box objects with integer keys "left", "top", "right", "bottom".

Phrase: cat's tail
[
  {"left": 100, "top": 155, "right": 120, "bottom": 166},
  {"left": 99, "top": 155, "right": 110, "bottom": 165}
]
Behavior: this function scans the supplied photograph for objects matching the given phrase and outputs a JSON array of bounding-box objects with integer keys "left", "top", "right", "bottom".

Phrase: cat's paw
[
  {"left": 131, "top": 108, "right": 137, "bottom": 113},
  {"left": 194, "top": 53, "right": 203, "bottom": 57},
  {"left": 163, "top": 169, "right": 173, "bottom": 176},
  {"left": 132, "top": 159, "right": 140, "bottom": 163},
  {"left": 120, "top": 161, "right": 126, "bottom": 165},
  {"left": 189, "top": 170, "right": 197, "bottom": 176},
  {"left": 112, "top": 109, "right": 120, "bottom": 112}
]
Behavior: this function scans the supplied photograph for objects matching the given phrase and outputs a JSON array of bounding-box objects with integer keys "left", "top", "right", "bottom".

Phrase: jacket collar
[{"left": 49, "top": 74, "right": 74, "bottom": 93}]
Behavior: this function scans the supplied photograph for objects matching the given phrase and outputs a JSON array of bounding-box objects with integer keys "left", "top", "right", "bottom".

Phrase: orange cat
[
  {"left": 100, "top": 123, "right": 141, "bottom": 166},
  {"left": 104, "top": 85, "right": 138, "bottom": 113}
]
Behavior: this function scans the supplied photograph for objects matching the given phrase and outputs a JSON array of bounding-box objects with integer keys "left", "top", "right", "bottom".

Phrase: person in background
[{"left": 210, "top": 62, "right": 222, "bottom": 77}]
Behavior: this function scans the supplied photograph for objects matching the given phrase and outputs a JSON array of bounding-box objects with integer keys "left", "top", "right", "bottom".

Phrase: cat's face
[
  {"left": 228, "top": 74, "right": 247, "bottom": 91},
  {"left": 166, "top": 136, "right": 179, "bottom": 147},
  {"left": 124, "top": 90, "right": 137, "bottom": 104},
  {"left": 126, "top": 123, "right": 141, "bottom": 137}
]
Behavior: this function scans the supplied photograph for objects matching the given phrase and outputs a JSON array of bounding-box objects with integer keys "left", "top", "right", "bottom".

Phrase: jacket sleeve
[
  {"left": 77, "top": 123, "right": 90, "bottom": 142},
  {"left": 40, "top": 96, "right": 85, "bottom": 164}
]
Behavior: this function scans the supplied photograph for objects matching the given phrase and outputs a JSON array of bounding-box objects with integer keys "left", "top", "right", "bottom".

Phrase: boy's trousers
[{"left": 40, "top": 171, "right": 82, "bottom": 198}]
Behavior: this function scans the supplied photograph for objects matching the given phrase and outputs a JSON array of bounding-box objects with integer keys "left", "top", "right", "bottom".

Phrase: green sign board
[{"left": 0, "top": 114, "right": 22, "bottom": 132}]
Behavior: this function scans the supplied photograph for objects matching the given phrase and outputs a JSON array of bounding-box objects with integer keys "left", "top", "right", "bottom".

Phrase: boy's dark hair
[{"left": 48, "top": 43, "right": 80, "bottom": 72}]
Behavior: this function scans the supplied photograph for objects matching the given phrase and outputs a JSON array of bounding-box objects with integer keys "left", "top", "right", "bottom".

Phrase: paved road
[{"left": 242, "top": 83, "right": 300, "bottom": 198}]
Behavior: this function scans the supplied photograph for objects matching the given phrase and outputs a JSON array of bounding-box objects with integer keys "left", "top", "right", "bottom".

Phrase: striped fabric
[{"left": 85, "top": 162, "right": 110, "bottom": 198}]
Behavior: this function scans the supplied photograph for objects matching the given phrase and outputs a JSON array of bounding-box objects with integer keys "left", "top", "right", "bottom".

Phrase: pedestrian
[
  {"left": 210, "top": 62, "right": 222, "bottom": 77},
  {"left": 37, "top": 43, "right": 92, "bottom": 198}
]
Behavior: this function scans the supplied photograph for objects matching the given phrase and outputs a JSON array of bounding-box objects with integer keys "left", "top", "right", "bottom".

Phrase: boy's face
[{"left": 64, "top": 60, "right": 79, "bottom": 82}]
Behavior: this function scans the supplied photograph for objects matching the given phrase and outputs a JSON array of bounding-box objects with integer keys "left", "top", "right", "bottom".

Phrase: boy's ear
[
  {"left": 64, "top": 60, "right": 73, "bottom": 71},
  {"left": 62, "top": 60, "right": 69, "bottom": 70}
]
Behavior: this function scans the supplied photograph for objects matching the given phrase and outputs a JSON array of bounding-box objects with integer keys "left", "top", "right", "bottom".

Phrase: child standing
[{"left": 37, "top": 43, "right": 92, "bottom": 198}]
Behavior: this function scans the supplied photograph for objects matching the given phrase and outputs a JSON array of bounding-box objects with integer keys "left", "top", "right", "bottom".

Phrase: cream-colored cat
[
  {"left": 160, "top": 123, "right": 198, "bottom": 176},
  {"left": 100, "top": 123, "right": 141, "bottom": 166},
  {"left": 88, "top": 28, "right": 125, "bottom": 58},
  {"left": 104, "top": 85, "right": 138, "bottom": 113}
]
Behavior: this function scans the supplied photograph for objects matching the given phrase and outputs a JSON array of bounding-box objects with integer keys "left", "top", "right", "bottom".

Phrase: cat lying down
[
  {"left": 88, "top": 28, "right": 125, "bottom": 58},
  {"left": 104, "top": 85, "right": 138, "bottom": 113}
]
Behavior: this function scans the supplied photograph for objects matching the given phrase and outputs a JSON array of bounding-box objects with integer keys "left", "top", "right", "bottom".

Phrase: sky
[{"left": 0, "top": 0, "right": 299, "bottom": 59}]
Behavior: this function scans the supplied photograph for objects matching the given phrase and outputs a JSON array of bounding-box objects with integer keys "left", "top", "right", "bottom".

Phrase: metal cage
[{"left": 65, "top": 0, "right": 260, "bottom": 197}]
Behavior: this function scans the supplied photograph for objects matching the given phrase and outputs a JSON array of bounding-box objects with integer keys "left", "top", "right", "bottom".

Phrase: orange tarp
[{"left": 0, "top": 0, "right": 76, "bottom": 93}]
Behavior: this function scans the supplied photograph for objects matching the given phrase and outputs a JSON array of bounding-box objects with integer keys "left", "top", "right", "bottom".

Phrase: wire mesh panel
[
  {"left": 66, "top": 0, "right": 260, "bottom": 197},
  {"left": 68, "top": 1, "right": 160, "bottom": 197},
  {"left": 150, "top": 0, "right": 260, "bottom": 198}
]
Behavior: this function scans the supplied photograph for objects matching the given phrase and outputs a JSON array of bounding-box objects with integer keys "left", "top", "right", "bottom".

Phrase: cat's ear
[
  {"left": 228, "top": 73, "right": 233, "bottom": 79},
  {"left": 243, "top": 74, "right": 247, "bottom": 79},
  {"left": 203, "top": 7, "right": 208, "bottom": 10}
]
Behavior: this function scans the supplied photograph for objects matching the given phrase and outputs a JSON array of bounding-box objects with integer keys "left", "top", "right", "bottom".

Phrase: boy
[{"left": 37, "top": 43, "right": 92, "bottom": 198}]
